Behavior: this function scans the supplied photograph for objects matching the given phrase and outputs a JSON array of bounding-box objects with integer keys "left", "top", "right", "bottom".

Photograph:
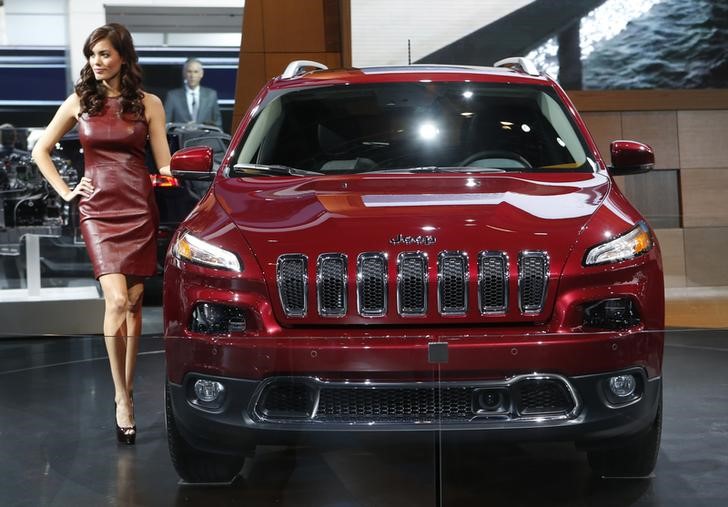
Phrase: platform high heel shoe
[{"left": 115, "top": 401, "right": 136, "bottom": 445}]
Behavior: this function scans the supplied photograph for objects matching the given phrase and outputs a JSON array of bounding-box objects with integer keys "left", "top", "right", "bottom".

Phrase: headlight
[
  {"left": 584, "top": 222, "right": 652, "bottom": 266},
  {"left": 173, "top": 231, "right": 242, "bottom": 271}
]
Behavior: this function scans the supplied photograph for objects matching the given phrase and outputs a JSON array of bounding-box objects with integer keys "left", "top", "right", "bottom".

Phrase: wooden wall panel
[
  {"left": 681, "top": 169, "right": 728, "bottom": 228},
  {"left": 622, "top": 171, "right": 680, "bottom": 229},
  {"left": 233, "top": 52, "right": 268, "bottom": 119},
  {"left": 621, "top": 111, "right": 679, "bottom": 170},
  {"left": 677, "top": 110, "right": 728, "bottom": 169},
  {"left": 232, "top": 0, "right": 351, "bottom": 131},
  {"left": 655, "top": 228, "right": 686, "bottom": 288},
  {"left": 571, "top": 89, "right": 728, "bottom": 112},
  {"left": 262, "top": 0, "right": 327, "bottom": 52},
  {"left": 242, "top": 0, "right": 264, "bottom": 52},
  {"left": 684, "top": 227, "right": 728, "bottom": 287}
]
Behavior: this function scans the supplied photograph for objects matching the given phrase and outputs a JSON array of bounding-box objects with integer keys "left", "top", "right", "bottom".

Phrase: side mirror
[
  {"left": 608, "top": 140, "right": 654, "bottom": 175},
  {"left": 170, "top": 146, "right": 214, "bottom": 180}
]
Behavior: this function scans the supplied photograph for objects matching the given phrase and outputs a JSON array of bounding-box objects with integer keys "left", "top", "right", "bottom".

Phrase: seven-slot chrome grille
[{"left": 276, "top": 250, "right": 548, "bottom": 318}]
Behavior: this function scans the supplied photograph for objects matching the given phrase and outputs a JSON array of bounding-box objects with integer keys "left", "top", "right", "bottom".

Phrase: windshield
[{"left": 234, "top": 81, "right": 591, "bottom": 174}]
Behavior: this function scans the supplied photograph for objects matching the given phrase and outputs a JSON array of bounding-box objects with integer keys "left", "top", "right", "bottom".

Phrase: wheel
[
  {"left": 587, "top": 392, "right": 662, "bottom": 477},
  {"left": 165, "top": 382, "right": 247, "bottom": 483},
  {"left": 459, "top": 150, "right": 532, "bottom": 169}
]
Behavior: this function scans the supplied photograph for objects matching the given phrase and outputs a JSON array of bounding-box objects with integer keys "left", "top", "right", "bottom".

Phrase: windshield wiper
[
  {"left": 230, "top": 163, "right": 323, "bottom": 177},
  {"left": 367, "top": 166, "right": 441, "bottom": 174},
  {"left": 367, "top": 166, "right": 506, "bottom": 174},
  {"left": 437, "top": 166, "right": 508, "bottom": 173}
]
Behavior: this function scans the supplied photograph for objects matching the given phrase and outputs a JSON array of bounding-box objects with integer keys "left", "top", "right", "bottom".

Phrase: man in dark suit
[{"left": 164, "top": 58, "right": 223, "bottom": 129}]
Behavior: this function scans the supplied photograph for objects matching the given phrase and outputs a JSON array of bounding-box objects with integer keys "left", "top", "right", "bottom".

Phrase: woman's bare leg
[
  {"left": 99, "top": 273, "right": 134, "bottom": 429},
  {"left": 124, "top": 276, "right": 145, "bottom": 398}
]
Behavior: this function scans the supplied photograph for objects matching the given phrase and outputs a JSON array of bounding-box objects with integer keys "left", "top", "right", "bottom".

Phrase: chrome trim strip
[
  {"left": 397, "top": 251, "right": 428, "bottom": 316},
  {"left": 518, "top": 251, "right": 549, "bottom": 314},
  {"left": 478, "top": 251, "right": 509, "bottom": 314},
  {"left": 249, "top": 373, "right": 582, "bottom": 426},
  {"left": 437, "top": 251, "right": 468, "bottom": 315},
  {"left": 276, "top": 254, "right": 308, "bottom": 318},
  {"left": 316, "top": 253, "right": 347, "bottom": 318},
  {"left": 356, "top": 252, "right": 388, "bottom": 317}
]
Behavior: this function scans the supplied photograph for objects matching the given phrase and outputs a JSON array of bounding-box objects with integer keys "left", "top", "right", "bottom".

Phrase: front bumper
[{"left": 167, "top": 368, "right": 661, "bottom": 455}]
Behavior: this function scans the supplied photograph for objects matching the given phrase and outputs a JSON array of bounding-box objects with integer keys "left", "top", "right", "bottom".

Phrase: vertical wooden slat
[{"left": 232, "top": 0, "right": 351, "bottom": 132}]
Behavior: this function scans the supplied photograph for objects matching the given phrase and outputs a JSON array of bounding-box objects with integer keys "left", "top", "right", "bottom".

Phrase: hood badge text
[{"left": 390, "top": 234, "right": 437, "bottom": 246}]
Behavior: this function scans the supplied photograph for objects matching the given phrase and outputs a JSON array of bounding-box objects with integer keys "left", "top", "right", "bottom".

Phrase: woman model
[{"left": 33, "top": 23, "right": 171, "bottom": 445}]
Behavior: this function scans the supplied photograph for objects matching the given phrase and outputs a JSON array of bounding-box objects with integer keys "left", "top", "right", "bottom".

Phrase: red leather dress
[{"left": 77, "top": 97, "right": 158, "bottom": 279}]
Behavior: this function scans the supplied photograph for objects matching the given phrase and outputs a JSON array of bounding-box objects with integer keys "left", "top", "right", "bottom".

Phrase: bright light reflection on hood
[{"left": 362, "top": 192, "right": 599, "bottom": 220}]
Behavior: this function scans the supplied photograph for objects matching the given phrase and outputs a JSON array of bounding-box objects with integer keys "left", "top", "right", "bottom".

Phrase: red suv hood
[
  {"left": 215, "top": 172, "right": 609, "bottom": 247},
  {"left": 213, "top": 172, "right": 610, "bottom": 324}
]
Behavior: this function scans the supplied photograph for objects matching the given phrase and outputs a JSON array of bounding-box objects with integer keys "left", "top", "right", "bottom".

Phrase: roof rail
[
  {"left": 281, "top": 60, "right": 329, "bottom": 79},
  {"left": 493, "top": 57, "right": 540, "bottom": 77}
]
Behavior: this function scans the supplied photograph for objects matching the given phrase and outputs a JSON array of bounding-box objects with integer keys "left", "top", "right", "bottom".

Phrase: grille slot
[
  {"left": 478, "top": 251, "right": 508, "bottom": 314},
  {"left": 397, "top": 252, "right": 428, "bottom": 316},
  {"left": 316, "top": 386, "right": 474, "bottom": 423},
  {"left": 515, "top": 378, "right": 575, "bottom": 415},
  {"left": 438, "top": 251, "right": 468, "bottom": 315},
  {"left": 317, "top": 254, "right": 347, "bottom": 317},
  {"left": 277, "top": 254, "right": 308, "bottom": 317},
  {"left": 518, "top": 251, "right": 549, "bottom": 313},
  {"left": 258, "top": 381, "right": 315, "bottom": 418},
  {"left": 357, "top": 253, "right": 388, "bottom": 316}
]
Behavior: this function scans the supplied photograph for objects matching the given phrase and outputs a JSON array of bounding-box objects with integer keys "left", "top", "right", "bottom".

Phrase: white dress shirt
[{"left": 186, "top": 85, "right": 199, "bottom": 121}]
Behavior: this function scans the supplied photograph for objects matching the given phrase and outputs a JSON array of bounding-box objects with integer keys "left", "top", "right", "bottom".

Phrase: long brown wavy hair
[{"left": 75, "top": 23, "right": 145, "bottom": 119}]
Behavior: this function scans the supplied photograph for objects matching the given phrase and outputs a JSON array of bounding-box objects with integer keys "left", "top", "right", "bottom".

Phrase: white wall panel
[
  {"left": 0, "top": 0, "right": 243, "bottom": 47},
  {"left": 2, "top": 0, "right": 67, "bottom": 45},
  {"left": 351, "top": 0, "right": 534, "bottom": 66}
]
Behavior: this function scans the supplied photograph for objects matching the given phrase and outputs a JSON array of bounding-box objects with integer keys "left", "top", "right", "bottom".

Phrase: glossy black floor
[{"left": 1, "top": 322, "right": 727, "bottom": 507}]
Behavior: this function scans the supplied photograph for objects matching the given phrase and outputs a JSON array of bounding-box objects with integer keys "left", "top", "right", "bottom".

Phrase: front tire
[
  {"left": 165, "top": 382, "right": 246, "bottom": 484},
  {"left": 587, "top": 392, "right": 662, "bottom": 477}
]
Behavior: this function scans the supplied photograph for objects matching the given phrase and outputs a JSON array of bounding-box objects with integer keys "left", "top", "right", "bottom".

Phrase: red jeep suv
[{"left": 163, "top": 58, "right": 664, "bottom": 483}]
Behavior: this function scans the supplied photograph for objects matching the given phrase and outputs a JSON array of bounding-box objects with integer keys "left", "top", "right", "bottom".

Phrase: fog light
[
  {"left": 608, "top": 375, "right": 636, "bottom": 398},
  {"left": 194, "top": 379, "right": 225, "bottom": 403}
]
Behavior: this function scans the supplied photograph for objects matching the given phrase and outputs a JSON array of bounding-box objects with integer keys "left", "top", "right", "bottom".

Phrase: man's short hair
[{"left": 183, "top": 58, "right": 204, "bottom": 72}]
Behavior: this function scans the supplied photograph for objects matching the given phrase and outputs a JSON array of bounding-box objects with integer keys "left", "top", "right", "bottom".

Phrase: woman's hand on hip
[{"left": 64, "top": 176, "right": 94, "bottom": 201}]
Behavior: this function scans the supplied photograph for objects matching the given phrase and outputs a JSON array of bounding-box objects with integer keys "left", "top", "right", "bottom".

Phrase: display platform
[
  {"left": 0, "top": 285, "right": 104, "bottom": 336},
  {"left": 0, "top": 233, "right": 104, "bottom": 336}
]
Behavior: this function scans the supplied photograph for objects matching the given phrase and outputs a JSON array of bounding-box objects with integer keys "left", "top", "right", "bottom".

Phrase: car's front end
[{"left": 163, "top": 61, "right": 664, "bottom": 482}]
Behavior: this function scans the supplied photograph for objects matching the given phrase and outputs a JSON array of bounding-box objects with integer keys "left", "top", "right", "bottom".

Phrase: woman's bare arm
[
  {"left": 144, "top": 93, "right": 172, "bottom": 177},
  {"left": 31, "top": 94, "right": 93, "bottom": 200}
]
